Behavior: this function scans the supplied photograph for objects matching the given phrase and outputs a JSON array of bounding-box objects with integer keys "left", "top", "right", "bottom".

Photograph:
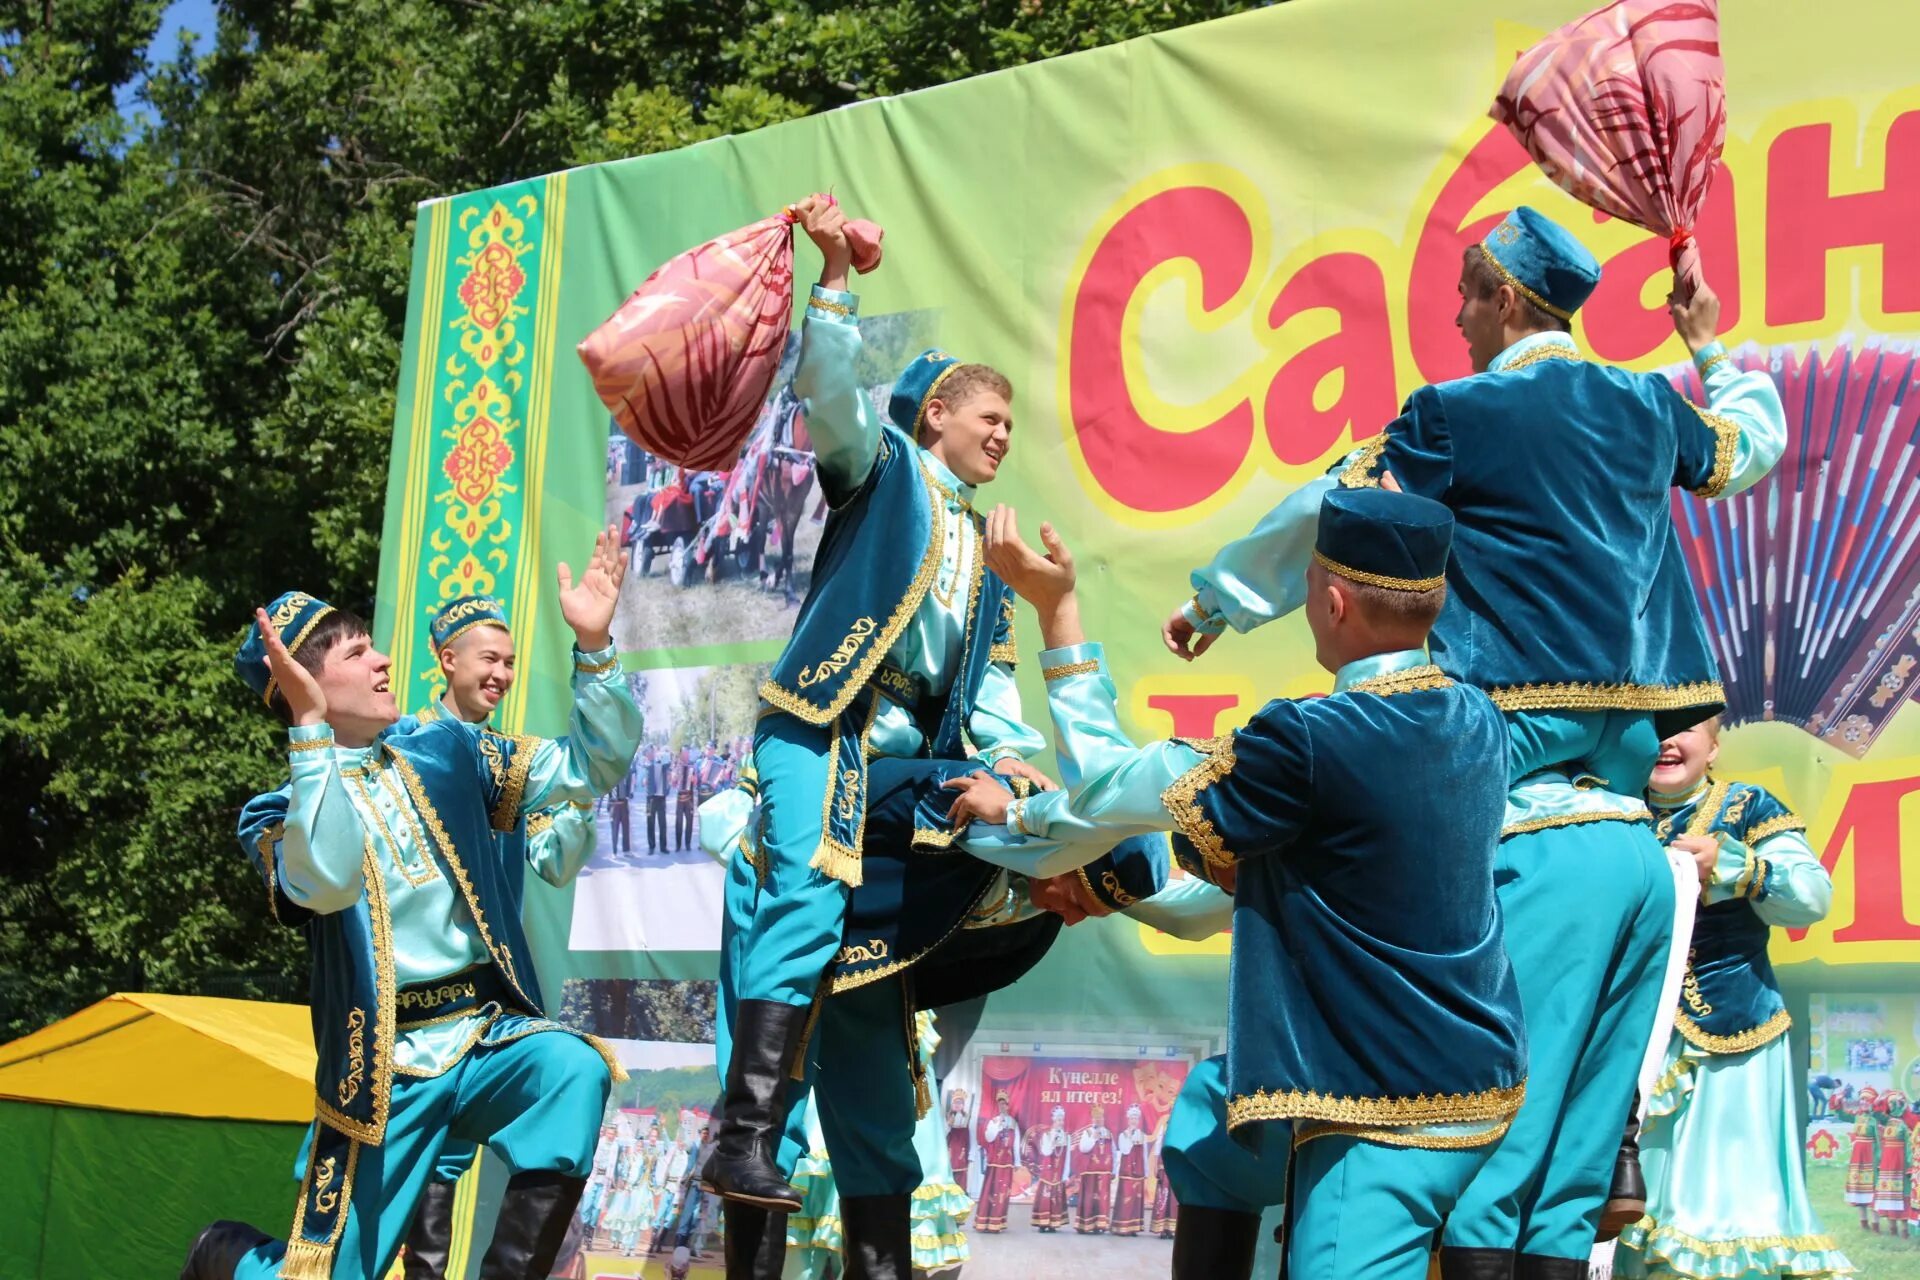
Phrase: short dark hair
[
  {"left": 1337, "top": 577, "right": 1448, "bottom": 632},
  {"left": 1461, "top": 246, "right": 1570, "bottom": 335},
  {"left": 267, "top": 608, "right": 371, "bottom": 724}
]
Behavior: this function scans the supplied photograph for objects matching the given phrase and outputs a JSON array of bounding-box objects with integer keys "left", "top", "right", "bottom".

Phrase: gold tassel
[
  {"left": 807, "top": 840, "right": 864, "bottom": 887},
  {"left": 914, "top": 1067, "right": 933, "bottom": 1120},
  {"left": 278, "top": 1239, "right": 336, "bottom": 1280},
  {"left": 789, "top": 998, "right": 826, "bottom": 1082},
  {"left": 584, "top": 1033, "right": 630, "bottom": 1083}
]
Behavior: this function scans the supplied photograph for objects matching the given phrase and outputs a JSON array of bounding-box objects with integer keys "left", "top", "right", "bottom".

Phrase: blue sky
[{"left": 115, "top": 0, "right": 219, "bottom": 124}]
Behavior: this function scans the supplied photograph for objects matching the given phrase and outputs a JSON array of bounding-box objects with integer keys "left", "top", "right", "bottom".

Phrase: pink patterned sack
[
  {"left": 579, "top": 195, "right": 882, "bottom": 470},
  {"left": 1493, "top": 0, "right": 1727, "bottom": 298}
]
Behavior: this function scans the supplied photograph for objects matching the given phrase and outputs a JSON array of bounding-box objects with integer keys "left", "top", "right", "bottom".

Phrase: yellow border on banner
[
  {"left": 502, "top": 171, "right": 569, "bottom": 734},
  {"left": 391, "top": 201, "right": 452, "bottom": 703},
  {"left": 443, "top": 1147, "right": 483, "bottom": 1278}
]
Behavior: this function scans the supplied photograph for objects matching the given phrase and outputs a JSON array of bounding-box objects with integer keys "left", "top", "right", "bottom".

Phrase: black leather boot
[
  {"left": 840, "top": 1195, "right": 912, "bottom": 1280},
  {"left": 1171, "top": 1205, "right": 1260, "bottom": 1280},
  {"left": 703, "top": 999, "right": 808, "bottom": 1211},
  {"left": 1437, "top": 1246, "right": 1516, "bottom": 1280},
  {"left": 723, "top": 1203, "right": 789, "bottom": 1280},
  {"left": 179, "top": 1221, "right": 272, "bottom": 1280},
  {"left": 402, "top": 1181, "right": 456, "bottom": 1279},
  {"left": 1514, "top": 1255, "right": 1591, "bottom": 1280},
  {"left": 475, "top": 1170, "right": 586, "bottom": 1279},
  {"left": 1598, "top": 1090, "right": 1647, "bottom": 1242}
]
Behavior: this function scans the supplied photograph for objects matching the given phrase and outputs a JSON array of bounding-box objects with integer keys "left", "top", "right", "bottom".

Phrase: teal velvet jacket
[
  {"left": 1169, "top": 667, "right": 1527, "bottom": 1141},
  {"left": 1344, "top": 344, "right": 1737, "bottom": 736}
]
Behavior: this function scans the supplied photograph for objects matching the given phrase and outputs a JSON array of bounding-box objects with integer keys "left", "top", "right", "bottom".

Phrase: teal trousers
[{"left": 238, "top": 1029, "right": 609, "bottom": 1280}]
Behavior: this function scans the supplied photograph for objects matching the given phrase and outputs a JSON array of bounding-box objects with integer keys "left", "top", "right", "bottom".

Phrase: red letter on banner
[
  {"left": 1263, "top": 253, "right": 1397, "bottom": 465},
  {"left": 1144, "top": 693, "right": 1242, "bottom": 739},
  {"left": 1766, "top": 112, "right": 1920, "bottom": 326},
  {"left": 1793, "top": 775, "right": 1920, "bottom": 945},
  {"left": 1068, "top": 186, "right": 1256, "bottom": 513},
  {"left": 1583, "top": 165, "right": 1742, "bottom": 364}
]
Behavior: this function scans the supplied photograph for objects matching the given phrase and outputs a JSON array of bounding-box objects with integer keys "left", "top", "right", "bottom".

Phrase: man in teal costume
[
  {"left": 703, "top": 196, "right": 1051, "bottom": 1258},
  {"left": 944, "top": 490, "right": 1527, "bottom": 1280},
  {"left": 699, "top": 754, "right": 1227, "bottom": 1279},
  {"left": 1157, "top": 207, "right": 1787, "bottom": 1279},
  {"left": 180, "top": 528, "right": 643, "bottom": 1280},
  {"left": 384, "top": 594, "right": 601, "bottom": 1280}
]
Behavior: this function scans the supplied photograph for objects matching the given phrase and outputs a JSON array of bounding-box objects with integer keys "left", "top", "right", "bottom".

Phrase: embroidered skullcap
[
  {"left": 888, "top": 349, "right": 963, "bottom": 435},
  {"left": 1478, "top": 206, "right": 1601, "bottom": 321},
  {"left": 236, "top": 591, "right": 337, "bottom": 706},
  {"left": 430, "top": 595, "right": 510, "bottom": 652},
  {"left": 1314, "top": 488, "right": 1453, "bottom": 592}
]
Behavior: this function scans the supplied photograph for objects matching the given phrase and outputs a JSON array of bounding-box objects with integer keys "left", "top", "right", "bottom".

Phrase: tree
[{"left": 0, "top": 0, "right": 1265, "bottom": 1038}]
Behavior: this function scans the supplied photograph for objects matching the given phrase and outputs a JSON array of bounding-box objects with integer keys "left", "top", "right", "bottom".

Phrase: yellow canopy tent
[{"left": 0, "top": 993, "right": 314, "bottom": 1278}]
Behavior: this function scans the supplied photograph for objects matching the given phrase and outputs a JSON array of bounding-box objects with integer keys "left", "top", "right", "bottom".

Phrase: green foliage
[{"left": 0, "top": 0, "right": 1263, "bottom": 1039}]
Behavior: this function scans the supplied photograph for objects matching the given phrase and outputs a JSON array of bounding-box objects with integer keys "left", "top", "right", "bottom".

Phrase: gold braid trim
[
  {"left": 809, "top": 694, "right": 881, "bottom": 887},
  {"left": 1311, "top": 550, "right": 1445, "bottom": 593},
  {"left": 279, "top": 1133, "right": 361, "bottom": 1280},
  {"left": 287, "top": 737, "right": 336, "bottom": 753},
  {"left": 1043, "top": 660, "right": 1102, "bottom": 682},
  {"left": 759, "top": 454, "right": 948, "bottom": 725},
  {"left": 1686, "top": 778, "right": 1734, "bottom": 839},
  {"left": 1160, "top": 735, "right": 1238, "bottom": 874},
  {"left": 1623, "top": 1217, "right": 1849, "bottom": 1265},
  {"left": 913, "top": 364, "right": 963, "bottom": 440},
  {"left": 387, "top": 752, "right": 540, "bottom": 1013},
  {"left": 255, "top": 822, "right": 287, "bottom": 924},
  {"left": 1293, "top": 1114, "right": 1515, "bottom": 1152},
  {"left": 1645, "top": 1053, "right": 1698, "bottom": 1108},
  {"left": 1696, "top": 350, "right": 1732, "bottom": 377},
  {"left": 1486, "top": 680, "right": 1725, "bottom": 713},
  {"left": 434, "top": 617, "right": 510, "bottom": 654},
  {"left": 1227, "top": 1079, "right": 1526, "bottom": 1133},
  {"left": 831, "top": 875, "right": 1003, "bottom": 994},
  {"left": 526, "top": 809, "right": 555, "bottom": 837},
  {"left": 573, "top": 653, "right": 619, "bottom": 676},
  {"left": 1339, "top": 433, "right": 1387, "bottom": 489},
  {"left": 1744, "top": 813, "right": 1807, "bottom": 845},
  {"left": 989, "top": 593, "right": 1018, "bottom": 666},
  {"left": 486, "top": 732, "right": 541, "bottom": 833},
  {"left": 1497, "top": 342, "right": 1583, "bottom": 372},
  {"left": 1476, "top": 244, "right": 1574, "bottom": 321},
  {"left": 1501, "top": 810, "right": 1649, "bottom": 839},
  {"left": 1690, "top": 406, "right": 1742, "bottom": 499},
  {"left": 313, "top": 839, "right": 397, "bottom": 1146},
  {"left": 1346, "top": 664, "right": 1451, "bottom": 696},
  {"left": 1673, "top": 1008, "right": 1791, "bottom": 1055}
]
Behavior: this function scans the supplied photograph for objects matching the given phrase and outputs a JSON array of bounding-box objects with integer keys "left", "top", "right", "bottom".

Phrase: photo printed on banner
[
  {"left": 568, "top": 664, "right": 762, "bottom": 953},
  {"left": 604, "top": 308, "right": 940, "bottom": 654}
]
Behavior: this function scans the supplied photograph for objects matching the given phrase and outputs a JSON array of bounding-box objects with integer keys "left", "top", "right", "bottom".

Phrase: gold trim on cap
[
  {"left": 1312, "top": 549, "right": 1445, "bottom": 593},
  {"left": 913, "top": 362, "right": 962, "bottom": 439},
  {"left": 1477, "top": 243, "right": 1574, "bottom": 323},
  {"left": 263, "top": 604, "right": 338, "bottom": 706}
]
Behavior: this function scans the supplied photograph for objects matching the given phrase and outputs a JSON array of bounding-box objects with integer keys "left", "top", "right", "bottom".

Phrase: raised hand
[
  {"left": 793, "top": 194, "right": 852, "bottom": 291},
  {"left": 257, "top": 608, "right": 327, "bottom": 726},
  {"left": 558, "top": 523, "right": 626, "bottom": 652},
  {"left": 983, "top": 506, "right": 1076, "bottom": 610},
  {"left": 1668, "top": 279, "right": 1722, "bottom": 355}
]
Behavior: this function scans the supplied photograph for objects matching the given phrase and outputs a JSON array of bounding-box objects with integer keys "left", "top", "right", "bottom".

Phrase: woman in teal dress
[{"left": 1616, "top": 718, "right": 1852, "bottom": 1279}]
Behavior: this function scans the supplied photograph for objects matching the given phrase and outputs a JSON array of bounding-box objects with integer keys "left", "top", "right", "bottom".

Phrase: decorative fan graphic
[{"left": 1666, "top": 340, "right": 1920, "bottom": 758}]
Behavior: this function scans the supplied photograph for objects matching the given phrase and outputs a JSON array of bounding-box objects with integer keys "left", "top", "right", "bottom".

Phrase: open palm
[{"left": 558, "top": 524, "right": 626, "bottom": 650}]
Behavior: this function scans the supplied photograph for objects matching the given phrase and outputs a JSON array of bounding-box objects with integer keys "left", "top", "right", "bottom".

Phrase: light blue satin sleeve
[
  {"left": 279, "top": 727, "right": 367, "bottom": 914},
  {"left": 1695, "top": 342, "right": 1787, "bottom": 498},
  {"left": 969, "top": 661, "right": 1047, "bottom": 764},
  {"left": 1703, "top": 827, "right": 1831, "bottom": 927},
  {"left": 527, "top": 802, "right": 599, "bottom": 888},
  {"left": 1119, "top": 876, "right": 1233, "bottom": 941},
  {"left": 792, "top": 286, "right": 883, "bottom": 496},
  {"left": 515, "top": 646, "right": 645, "bottom": 814},
  {"left": 699, "top": 787, "right": 756, "bottom": 866},
  {"left": 994, "top": 643, "right": 1207, "bottom": 849},
  {"left": 1186, "top": 473, "right": 1338, "bottom": 635}
]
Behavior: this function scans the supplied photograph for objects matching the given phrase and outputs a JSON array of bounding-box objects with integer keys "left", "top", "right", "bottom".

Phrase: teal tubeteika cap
[
  {"left": 429, "top": 595, "right": 510, "bottom": 652},
  {"left": 1478, "top": 205, "right": 1601, "bottom": 321},
  {"left": 1314, "top": 488, "right": 1453, "bottom": 592},
  {"left": 235, "top": 590, "right": 336, "bottom": 705},
  {"left": 888, "top": 349, "right": 963, "bottom": 436}
]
